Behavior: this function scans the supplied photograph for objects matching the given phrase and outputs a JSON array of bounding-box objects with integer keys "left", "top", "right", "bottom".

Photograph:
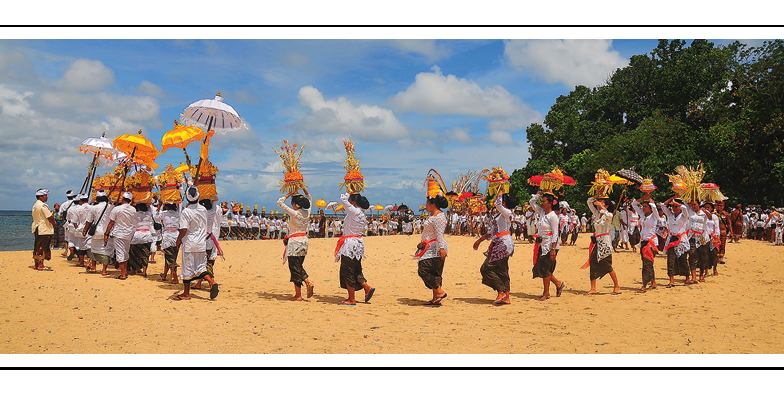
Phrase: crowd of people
[{"left": 30, "top": 184, "right": 778, "bottom": 306}]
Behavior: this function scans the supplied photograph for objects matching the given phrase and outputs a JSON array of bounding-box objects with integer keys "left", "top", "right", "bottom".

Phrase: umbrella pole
[
  {"left": 87, "top": 158, "right": 100, "bottom": 196},
  {"left": 113, "top": 147, "right": 137, "bottom": 205},
  {"left": 183, "top": 148, "right": 192, "bottom": 168},
  {"left": 79, "top": 153, "right": 99, "bottom": 195},
  {"left": 193, "top": 116, "right": 214, "bottom": 181}
]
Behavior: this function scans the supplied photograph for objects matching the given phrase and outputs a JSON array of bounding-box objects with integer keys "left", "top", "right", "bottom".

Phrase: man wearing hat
[
  {"left": 104, "top": 192, "right": 137, "bottom": 280},
  {"left": 67, "top": 194, "right": 90, "bottom": 268},
  {"left": 58, "top": 190, "right": 77, "bottom": 258},
  {"left": 32, "top": 189, "right": 57, "bottom": 271},
  {"left": 174, "top": 186, "right": 218, "bottom": 300},
  {"left": 82, "top": 190, "right": 114, "bottom": 274}
]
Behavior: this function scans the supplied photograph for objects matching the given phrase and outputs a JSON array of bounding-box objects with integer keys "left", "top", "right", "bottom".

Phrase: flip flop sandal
[
  {"left": 556, "top": 282, "right": 566, "bottom": 297},
  {"left": 307, "top": 284, "right": 314, "bottom": 298},
  {"left": 364, "top": 288, "right": 376, "bottom": 303},
  {"left": 116, "top": 275, "right": 127, "bottom": 280},
  {"left": 173, "top": 295, "right": 190, "bottom": 301},
  {"left": 338, "top": 300, "right": 356, "bottom": 306},
  {"left": 210, "top": 283, "right": 219, "bottom": 299}
]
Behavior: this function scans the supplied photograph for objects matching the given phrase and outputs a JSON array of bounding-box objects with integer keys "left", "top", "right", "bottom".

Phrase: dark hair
[
  {"left": 199, "top": 199, "right": 213, "bottom": 210},
  {"left": 122, "top": 197, "right": 132, "bottom": 203},
  {"left": 164, "top": 203, "right": 177, "bottom": 211},
  {"left": 292, "top": 194, "right": 311, "bottom": 209},
  {"left": 96, "top": 195, "right": 109, "bottom": 203},
  {"left": 349, "top": 194, "right": 370, "bottom": 210},
  {"left": 542, "top": 194, "right": 557, "bottom": 206},
  {"left": 427, "top": 195, "right": 449, "bottom": 210},
  {"left": 501, "top": 193, "right": 518, "bottom": 210},
  {"left": 135, "top": 203, "right": 149, "bottom": 212}
]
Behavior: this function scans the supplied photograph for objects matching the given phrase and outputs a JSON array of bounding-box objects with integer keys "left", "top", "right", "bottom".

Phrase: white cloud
[
  {"left": 294, "top": 86, "right": 409, "bottom": 142},
  {"left": 443, "top": 126, "right": 473, "bottom": 144},
  {"left": 389, "top": 65, "right": 524, "bottom": 117},
  {"left": 504, "top": 39, "right": 629, "bottom": 88},
  {"left": 388, "top": 65, "right": 542, "bottom": 133},
  {"left": 39, "top": 91, "right": 160, "bottom": 121},
  {"left": 486, "top": 130, "right": 517, "bottom": 146},
  {"left": 0, "top": 85, "right": 35, "bottom": 117},
  {"left": 58, "top": 59, "right": 115, "bottom": 92},
  {"left": 134, "top": 81, "right": 165, "bottom": 98},
  {"left": 389, "top": 40, "right": 451, "bottom": 62}
]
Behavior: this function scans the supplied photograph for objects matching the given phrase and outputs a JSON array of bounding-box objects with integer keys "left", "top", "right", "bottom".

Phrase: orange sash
[
  {"left": 335, "top": 234, "right": 362, "bottom": 257},
  {"left": 532, "top": 232, "right": 553, "bottom": 266},
  {"left": 282, "top": 232, "right": 307, "bottom": 263},
  {"left": 485, "top": 230, "right": 511, "bottom": 257},
  {"left": 642, "top": 235, "right": 659, "bottom": 263},
  {"left": 412, "top": 238, "right": 437, "bottom": 258},
  {"left": 582, "top": 232, "right": 609, "bottom": 269},
  {"left": 664, "top": 231, "right": 687, "bottom": 250}
]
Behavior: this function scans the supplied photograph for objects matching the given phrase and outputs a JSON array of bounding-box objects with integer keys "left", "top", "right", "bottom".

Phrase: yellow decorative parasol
[
  {"left": 161, "top": 120, "right": 213, "bottom": 168},
  {"left": 273, "top": 140, "right": 307, "bottom": 194},
  {"left": 314, "top": 198, "right": 327, "bottom": 208},
  {"left": 113, "top": 130, "right": 160, "bottom": 170},
  {"left": 339, "top": 137, "right": 364, "bottom": 193}
]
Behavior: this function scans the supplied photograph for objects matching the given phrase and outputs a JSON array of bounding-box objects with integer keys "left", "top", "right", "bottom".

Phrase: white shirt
[
  {"left": 131, "top": 210, "right": 154, "bottom": 244},
  {"left": 87, "top": 201, "right": 114, "bottom": 237},
  {"left": 632, "top": 200, "right": 660, "bottom": 242},
  {"left": 179, "top": 203, "right": 207, "bottom": 253},
  {"left": 160, "top": 209, "right": 181, "bottom": 249},
  {"left": 108, "top": 203, "right": 137, "bottom": 241},
  {"left": 530, "top": 194, "right": 560, "bottom": 255},
  {"left": 420, "top": 211, "right": 448, "bottom": 260}
]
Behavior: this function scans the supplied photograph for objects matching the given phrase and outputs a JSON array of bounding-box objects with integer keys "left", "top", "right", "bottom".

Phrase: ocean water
[{"left": 0, "top": 210, "right": 35, "bottom": 251}]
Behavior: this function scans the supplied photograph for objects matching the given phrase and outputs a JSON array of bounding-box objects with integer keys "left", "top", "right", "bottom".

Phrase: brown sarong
[
  {"left": 128, "top": 243, "right": 150, "bottom": 272},
  {"left": 532, "top": 250, "right": 557, "bottom": 279},
  {"left": 287, "top": 255, "right": 309, "bottom": 288},
  {"left": 589, "top": 242, "right": 613, "bottom": 281},
  {"left": 480, "top": 256, "right": 509, "bottom": 292},
  {"left": 418, "top": 256, "right": 445, "bottom": 290},
  {"left": 339, "top": 255, "right": 366, "bottom": 290},
  {"left": 164, "top": 246, "right": 178, "bottom": 269},
  {"left": 33, "top": 230, "right": 52, "bottom": 261}
]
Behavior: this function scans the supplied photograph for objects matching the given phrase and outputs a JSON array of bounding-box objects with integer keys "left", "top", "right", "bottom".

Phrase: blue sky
[{"left": 0, "top": 37, "right": 763, "bottom": 210}]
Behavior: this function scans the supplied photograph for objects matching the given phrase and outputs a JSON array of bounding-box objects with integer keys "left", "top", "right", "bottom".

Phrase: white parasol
[
  {"left": 77, "top": 132, "right": 119, "bottom": 195},
  {"left": 180, "top": 93, "right": 244, "bottom": 180},
  {"left": 325, "top": 201, "right": 339, "bottom": 211},
  {"left": 180, "top": 93, "right": 245, "bottom": 134}
]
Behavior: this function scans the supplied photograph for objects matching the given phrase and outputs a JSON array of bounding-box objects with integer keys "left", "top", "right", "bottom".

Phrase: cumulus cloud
[
  {"left": 294, "top": 85, "right": 409, "bottom": 142},
  {"left": 389, "top": 40, "right": 451, "bottom": 62},
  {"left": 443, "top": 126, "right": 473, "bottom": 144},
  {"left": 39, "top": 91, "right": 160, "bottom": 121},
  {"left": 58, "top": 59, "right": 115, "bottom": 92},
  {"left": 389, "top": 65, "right": 524, "bottom": 117},
  {"left": 504, "top": 39, "right": 629, "bottom": 88},
  {"left": 388, "top": 65, "right": 542, "bottom": 133},
  {"left": 486, "top": 130, "right": 517, "bottom": 146},
  {"left": 133, "top": 81, "right": 165, "bottom": 98}
]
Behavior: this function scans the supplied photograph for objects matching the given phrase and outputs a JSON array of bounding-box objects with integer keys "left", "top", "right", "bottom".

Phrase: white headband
[
  {"left": 122, "top": 192, "right": 133, "bottom": 200},
  {"left": 36, "top": 189, "right": 49, "bottom": 196}
]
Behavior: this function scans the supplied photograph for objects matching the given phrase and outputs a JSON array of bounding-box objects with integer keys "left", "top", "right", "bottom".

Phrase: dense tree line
[{"left": 510, "top": 39, "right": 784, "bottom": 215}]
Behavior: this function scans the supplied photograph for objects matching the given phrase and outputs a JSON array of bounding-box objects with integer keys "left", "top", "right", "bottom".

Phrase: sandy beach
[{"left": 2, "top": 233, "right": 783, "bottom": 354}]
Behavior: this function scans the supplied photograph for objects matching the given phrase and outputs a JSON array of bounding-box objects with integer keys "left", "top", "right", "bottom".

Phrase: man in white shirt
[
  {"left": 174, "top": 187, "right": 218, "bottom": 300},
  {"left": 32, "top": 188, "right": 57, "bottom": 271},
  {"left": 104, "top": 192, "right": 137, "bottom": 280},
  {"left": 82, "top": 190, "right": 114, "bottom": 275},
  {"left": 59, "top": 190, "right": 77, "bottom": 259}
]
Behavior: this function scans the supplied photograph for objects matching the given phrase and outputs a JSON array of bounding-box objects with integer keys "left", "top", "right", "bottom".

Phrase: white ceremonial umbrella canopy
[
  {"left": 180, "top": 93, "right": 245, "bottom": 133},
  {"left": 325, "top": 201, "right": 339, "bottom": 211},
  {"left": 79, "top": 134, "right": 117, "bottom": 159},
  {"left": 383, "top": 204, "right": 394, "bottom": 211}
]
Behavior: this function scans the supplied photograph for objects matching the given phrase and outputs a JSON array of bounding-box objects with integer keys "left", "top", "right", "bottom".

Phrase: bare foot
[
  {"left": 289, "top": 296, "right": 303, "bottom": 301},
  {"left": 538, "top": 294, "right": 550, "bottom": 301}
]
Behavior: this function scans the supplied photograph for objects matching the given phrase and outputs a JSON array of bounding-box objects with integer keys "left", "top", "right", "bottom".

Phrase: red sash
[
  {"left": 664, "top": 231, "right": 687, "bottom": 250},
  {"left": 412, "top": 238, "right": 437, "bottom": 258},
  {"left": 335, "top": 234, "right": 362, "bottom": 257},
  {"left": 532, "top": 232, "right": 553, "bottom": 266},
  {"left": 582, "top": 232, "right": 609, "bottom": 269},
  {"left": 642, "top": 235, "right": 659, "bottom": 263},
  {"left": 711, "top": 234, "right": 721, "bottom": 250},
  {"left": 485, "top": 230, "right": 511, "bottom": 257},
  {"left": 282, "top": 232, "right": 307, "bottom": 263}
]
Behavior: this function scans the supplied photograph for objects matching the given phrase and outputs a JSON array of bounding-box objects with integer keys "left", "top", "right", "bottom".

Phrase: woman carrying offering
[
  {"left": 278, "top": 190, "right": 314, "bottom": 301},
  {"left": 529, "top": 192, "right": 565, "bottom": 301},
  {"left": 416, "top": 193, "right": 449, "bottom": 306},
  {"left": 475, "top": 193, "right": 517, "bottom": 305}
]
